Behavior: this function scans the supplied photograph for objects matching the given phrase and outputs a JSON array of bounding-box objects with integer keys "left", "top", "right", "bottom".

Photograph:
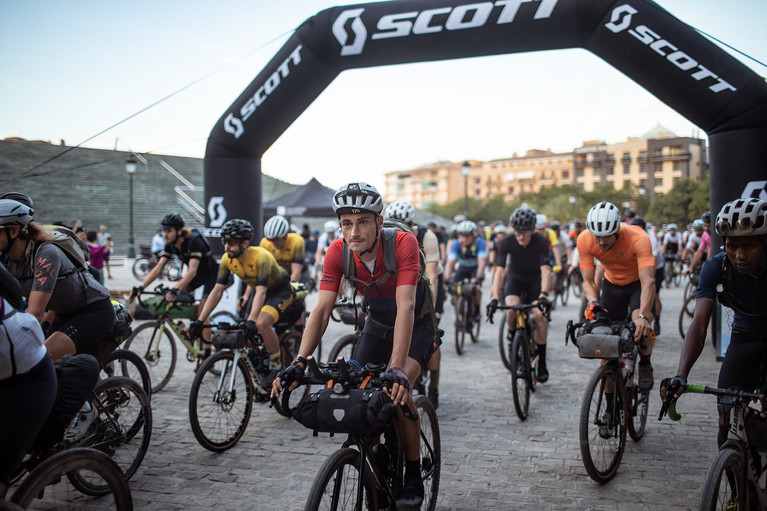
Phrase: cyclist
[
  {"left": 660, "top": 198, "right": 767, "bottom": 446},
  {"left": 490, "top": 207, "right": 553, "bottom": 382},
  {"left": 535, "top": 214, "right": 563, "bottom": 277},
  {"left": 190, "top": 218, "right": 295, "bottom": 389},
  {"left": 259, "top": 215, "right": 306, "bottom": 283},
  {"left": 660, "top": 223, "right": 682, "bottom": 271},
  {"left": 384, "top": 200, "right": 443, "bottom": 409},
  {"left": 1, "top": 198, "right": 115, "bottom": 363},
  {"left": 272, "top": 182, "right": 439, "bottom": 509},
  {"left": 444, "top": 220, "right": 487, "bottom": 321},
  {"left": 132, "top": 213, "right": 218, "bottom": 339},
  {"left": 314, "top": 219, "right": 339, "bottom": 274},
  {"left": 578, "top": 202, "right": 656, "bottom": 390},
  {"left": 685, "top": 211, "right": 713, "bottom": 276}
]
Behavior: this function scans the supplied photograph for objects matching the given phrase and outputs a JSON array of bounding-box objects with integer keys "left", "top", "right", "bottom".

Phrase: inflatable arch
[{"left": 204, "top": 0, "right": 767, "bottom": 240}]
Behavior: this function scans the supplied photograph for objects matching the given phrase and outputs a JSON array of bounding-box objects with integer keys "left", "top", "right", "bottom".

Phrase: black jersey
[{"left": 494, "top": 231, "right": 551, "bottom": 277}]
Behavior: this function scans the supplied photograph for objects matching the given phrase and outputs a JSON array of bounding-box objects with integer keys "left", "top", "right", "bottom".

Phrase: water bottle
[{"left": 177, "top": 320, "right": 190, "bottom": 339}]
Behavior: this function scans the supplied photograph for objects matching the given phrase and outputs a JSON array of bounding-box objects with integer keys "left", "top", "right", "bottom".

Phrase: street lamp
[
  {"left": 569, "top": 194, "right": 576, "bottom": 220},
  {"left": 125, "top": 156, "right": 137, "bottom": 258},
  {"left": 462, "top": 161, "right": 470, "bottom": 217},
  {"left": 638, "top": 186, "right": 646, "bottom": 216}
]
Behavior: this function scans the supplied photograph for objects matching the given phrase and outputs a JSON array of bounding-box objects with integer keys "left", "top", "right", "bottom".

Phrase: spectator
[
  {"left": 86, "top": 230, "right": 110, "bottom": 285},
  {"left": 150, "top": 228, "right": 165, "bottom": 257},
  {"left": 97, "top": 225, "right": 113, "bottom": 279}
]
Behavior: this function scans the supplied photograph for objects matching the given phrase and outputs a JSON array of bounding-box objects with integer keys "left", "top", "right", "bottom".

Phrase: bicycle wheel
[
  {"left": 579, "top": 364, "right": 626, "bottom": 483},
  {"left": 165, "top": 256, "right": 183, "bottom": 281},
  {"left": 454, "top": 297, "right": 468, "bottom": 356},
  {"left": 560, "top": 275, "right": 570, "bottom": 306},
  {"left": 470, "top": 300, "right": 481, "bottom": 343},
  {"left": 189, "top": 350, "right": 254, "bottom": 452},
  {"left": 698, "top": 447, "right": 746, "bottom": 511},
  {"left": 304, "top": 447, "right": 377, "bottom": 511},
  {"left": 679, "top": 295, "right": 695, "bottom": 340},
  {"left": 684, "top": 281, "right": 697, "bottom": 308},
  {"left": 664, "top": 261, "right": 673, "bottom": 288},
  {"left": 328, "top": 333, "right": 360, "bottom": 363},
  {"left": 69, "top": 376, "right": 152, "bottom": 496},
  {"left": 673, "top": 266, "right": 682, "bottom": 287},
  {"left": 11, "top": 448, "right": 132, "bottom": 510},
  {"left": 510, "top": 329, "right": 531, "bottom": 421},
  {"left": 498, "top": 314, "right": 512, "bottom": 371},
  {"left": 100, "top": 348, "right": 152, "bottom": 400},
  {"left": 131, "top": 257, "right": 154, "bottom": 281},
  {"left": 211, "top": 310, "right": 238, "bottom": 324},
  {"left": 415, "top": 395, "right": 441, "bottom": 511},
  {"left": 570, "top": 272, "right": 582, "bottom": 298},
  {"left": 123, "top": 320, "right": 177, "bottom": 393},
  {"left": 625, "top": 358, "right": 649, "bottom": 441}
]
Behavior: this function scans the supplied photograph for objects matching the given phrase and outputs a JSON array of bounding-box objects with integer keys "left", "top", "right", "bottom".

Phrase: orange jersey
[{"left": 577, "top": 225, "right": 655, "bottom": 286}]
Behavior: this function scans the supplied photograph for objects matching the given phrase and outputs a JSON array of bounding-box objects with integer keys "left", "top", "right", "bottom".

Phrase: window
[{"left": 561, "top": 170, "right": 569, "bottom": 179}]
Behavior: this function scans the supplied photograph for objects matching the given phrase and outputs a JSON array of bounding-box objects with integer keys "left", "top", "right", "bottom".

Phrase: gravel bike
[
  {"left": 447, "top": 279, "right": 481, "bottom": 355},
  {"left": 188, "top": 321, "right": 306, "bottom": 452},
  {"left": 566, "top": 316, "right": 649, "bottom": 483},
  {"left": 99, "top": 347, "right": 152, "bottom": 400},
  {"left": 281, "top": 357, "right": 440, "bottom": 511},
  {"left": 125, "top": 284, "right": 237, "bottom": 393},
  {"left": 488, "top": 299, "right": 551, "bottom": 421},
  {"left": 131, "top": 245, "right": 183, "bottom": 282},
  {"left": 660, "top": 384, "right": 767, "bottom": 510}
]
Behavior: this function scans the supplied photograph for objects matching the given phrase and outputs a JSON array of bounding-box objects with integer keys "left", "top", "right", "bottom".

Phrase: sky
[{"left": 1, "top": 1, "right": 765, "bottom": 191}]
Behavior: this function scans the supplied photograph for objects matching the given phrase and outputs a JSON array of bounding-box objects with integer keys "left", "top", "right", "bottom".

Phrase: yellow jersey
[
  {"left": 217, "top": 246, "right": 288, "bottom": 290},
  {"left": 259, "top": 233, "right": 306, "bottom": 274}
]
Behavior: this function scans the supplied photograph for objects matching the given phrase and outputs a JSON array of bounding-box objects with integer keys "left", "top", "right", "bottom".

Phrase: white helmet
[
  {"left": 493, "top": 224, "right": 507, "bottom": 234},
  {"left": 535, "top": 214, "right": 547, "bottom": 229},
  {"left": 323, "top": 220, "right": 339, "bottom": 233},
  {"left": 457, "top": 220, "right": 477, "bottom": 235},
  {"left": 453, "top": 214, "right": 467, "bottom": 223},
  {"left": 586, "top": 202, "right": 621, "bottom": 236},
  {"left": 384, "top": 201, "right": 415, "bottom": 223},
  {"left": 332, "top": 182, "right": 383, "bottom": 216},
  {"left": 0, "top": 199, "right": 34, "bottom": 226},
  {"left": 715, "top": 198, "right": 767, "bottom": 237},
  {"left": 263, "top": 215, "right": 289, "bottom": 239}
]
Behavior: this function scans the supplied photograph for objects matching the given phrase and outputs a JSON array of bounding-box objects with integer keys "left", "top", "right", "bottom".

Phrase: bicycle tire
[
  {"left": 454, "top": 296, "right": 468, "bottom": 356},
  {"left": 328, "top": 333, "right": 360, "bottom": 363},
  {"left": 664, "top": 261, "right": 673, "bottom": 288},
  {"left": 124, "top": 320, "right": 177, "bottom": 393},
  {"left": 679, "top": 295, "right": 695, "bottom": 340},
  {"left": 165, "top": 256, "right": 183, "bottom": 281},
  {"left": 11, "top": 447, "right": 132, "bottom": 510},
  {"left": 698, "top": 447, "right": 745, "bottom": 511},
  {"left": 673, "top": 267, "right": 682, "bottom": 287},
  {"left": 304, "top": 447, "right": 377, "bottom": 511},
  {"left": 560, "top": 276, "right": 570, "bottom": 306},
  {"left": 415, "top": 395, "right": 441, "bottom": 511},
  {"left": 211, "top": 310, "right": 238, "bottom": 324},
  {"left": 69, "top": 376, "right": 152, "bottom": 495},
  {"left": 189, "top": 350, "right": 254, "bottom": 452},
  {"left": 470, "top": 301, "right": 481, "bottom": 343},
  {"left": 684, "top": 281, "right": 697, "bottom": 309},
  {"left": 131, "top": 257, "right": 154, "bottom": 281},
  {"left": 510, "top": 329, "right": 531, "bottom": 421},
  {"left": 579, "top": 364, "right": 626, "bottom": 483},
  {"left": 100, "top": 348, "right": 153, "bottom": 401},
  {"left": 498, "top": 314, "right": 512, "bottom": 371},
  {"left": 570, "top": 272, "right": 583, "bottom": 298},
  {"left": 625, "top": 356, "right": 649, "bottom": 441}
]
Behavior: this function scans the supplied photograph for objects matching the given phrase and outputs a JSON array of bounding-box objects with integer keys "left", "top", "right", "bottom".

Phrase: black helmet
[
  {"left": 623, "top": 208, "right": 636, "bottom": 219},
  {"left": 161, "top": 213, "right": 184, "bottom": 229},
  {"left": 701, "top": 211, "right": 712, "bottom": 223},
  {"left": 0, "top": 192, "right": 33, "bottom": 208},
  {"left": 221, "top": 218, "right": 254, "bottom": 240},
  {"left": 630, "top": 217, "right": 647, "bottom": 229},
  {"left": 510, "top": 207, "right": 536, "bottom": 231}
]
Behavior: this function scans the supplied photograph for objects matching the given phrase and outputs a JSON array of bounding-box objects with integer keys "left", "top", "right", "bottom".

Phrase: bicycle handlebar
[
  {"left": 658, "top": 384, "right": 761, "bottom": 422},
  {"left": 485, "top": 300, "right": 551, "bottom": 324},
  {"left": 564, "top": 317, "right": 636, "bottom": 347}
]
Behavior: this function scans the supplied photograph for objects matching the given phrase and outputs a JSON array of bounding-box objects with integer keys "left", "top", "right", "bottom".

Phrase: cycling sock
[
  {"left": 537, "top": 344, "right": 547, "bottom": 366},
  {"left": 269, "top": 351, "right": 282, "bottom": 369},
  {"left": 429, "top": 370, "right": 439, "bottom": 389}
]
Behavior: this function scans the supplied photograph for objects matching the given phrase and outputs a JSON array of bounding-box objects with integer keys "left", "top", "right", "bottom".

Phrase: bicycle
[
  {"left": 326, "top": 301, "right": 365, "bottom": 362},
  {"left": 8, "top": 447, "right": 133, "bottom": 510},
  {"left": 660, "top": 384, "right": 767, "bottom": 510},
  {"left": 188, "top": 320, "right": 307, "bottom": 452},
  {"left": 281, "top": 357, "right": 441, "bottom": 511},
  {"left": 99, "top": 347, "right": 152, "bottom": 400},
  {"left": 551, "top": 266, "right": 569, "bottom": 308},
  {"left": 447, "top": 279, "right": 481, "bottom": 355},
  {"left": 488, "top": 299, "right": 551, "bottom": 421},
  {"left": 664, "top": 253, "right": 681, "bottom": 288},
  {"left": 569, "top": 267, "right": 583, "bottom": 299},
  {"left": 565, "top": 316, "right": 649, "bottom": 483},
  {"left": 125, "top": 284, "right": 237, "bottom": 393},
  {"left": 131, "top": 245, "right": 183, "bottom": 282}
]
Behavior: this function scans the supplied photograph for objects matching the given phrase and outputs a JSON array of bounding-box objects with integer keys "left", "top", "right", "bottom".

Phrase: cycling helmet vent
[
  {"left": 161, "top": 213, "right": 185, "bottom": 229},
  {"left": 384, "top": 201, "right": 416, "bottom": 223},
  {"left": 263, "top": 215, "right": 289, "bottom": 239},
  {"left": 457, "top": 220, "right": 477, "bottom": 235},
  {"left": 510, "top": 208, "right": 536, "bottom": 231},
  {"left": 586, "top": 202, "right": 621, "bottom": 236},
  {"left": 535, "top": 214, "right": 547, "bottom": 229},
  {"left": 0, "top": 199, "right": 33, "bottom": 226},
  {"left": 221, "top": 218, "right": 254, "bottom": 240},
  {"left": 332, "top": 182, "right": 383, "bottom": 216},
  {"left": 323, "top": 220, "right": 339, "bottom": 233},
  {"left": 715, "top": 198, "right": 767, "bottom": 237}
]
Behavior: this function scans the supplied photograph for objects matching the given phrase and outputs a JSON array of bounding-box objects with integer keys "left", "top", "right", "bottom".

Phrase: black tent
[{"left": 262, "top": 177, "right": 336, "bottom": 218}]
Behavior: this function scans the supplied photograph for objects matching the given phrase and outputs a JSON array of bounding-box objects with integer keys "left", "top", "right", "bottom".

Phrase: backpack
[
  {"left": 341, "top": 218, "right": 438, "bottom": 331},
  {"left": 24, "top": 225, "right": 91, "bottom": 282},
  {"left": 190, "top": 228, "right": 212, "bottom": 257}
]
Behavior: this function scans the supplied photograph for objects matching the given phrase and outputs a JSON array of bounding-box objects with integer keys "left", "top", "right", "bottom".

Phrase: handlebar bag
[
  {"left": 212, "top": 329, "right": 247, "bottom": 350},
  {"left": 293, "top": 388, "right": 396, "bottom": 435},
  {"left": 146, "top": 295, "right": 197, "bottom": 320}
]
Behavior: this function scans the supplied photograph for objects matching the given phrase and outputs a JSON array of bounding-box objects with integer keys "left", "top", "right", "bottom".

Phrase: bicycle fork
[{"left": 213, "top": 353, "right": 241, "bottom": 405}]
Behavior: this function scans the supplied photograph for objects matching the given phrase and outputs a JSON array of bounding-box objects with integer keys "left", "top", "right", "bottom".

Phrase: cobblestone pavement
[{"left": 104, "top": 263, "right": 720, "bottom": 510}]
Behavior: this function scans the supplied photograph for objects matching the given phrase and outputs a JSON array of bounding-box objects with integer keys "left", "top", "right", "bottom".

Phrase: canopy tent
[{"left": 262, "top": 177, "right": 336, "bottom": 218}]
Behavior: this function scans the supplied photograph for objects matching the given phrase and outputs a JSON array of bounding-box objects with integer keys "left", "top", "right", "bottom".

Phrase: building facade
[{"left": 384, "top": 126, "right": 708, "bottom": 204}]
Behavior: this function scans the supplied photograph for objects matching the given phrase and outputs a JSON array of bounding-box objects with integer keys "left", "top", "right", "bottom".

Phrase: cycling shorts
[
  {"left": 718, "top": 333, "right": 767, "bottom": 391},
  {"left": 504, "top": 274, "right": 541, "bottom": 303},
  {"left": 451, "top": 265, "right": 479, "bottom": 283},
  {"left": 600, "top": 278, "right": 655, "bottom": 322},
  {"left": 262, "top": 277, "right": 295, "bottom": 323},
  {"left": 353, "top": 315, "right": 440, "bottom": 374},
  {"left": 186, "top": 273, "right": 217, "bottom": 298},
  {"left": 49, "top": 297, "right": 116, "bottom": 361}
]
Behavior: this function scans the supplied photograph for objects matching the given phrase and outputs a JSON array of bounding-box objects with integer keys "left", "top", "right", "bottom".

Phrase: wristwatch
[{"left": 293, "top": 355, "right": 308, "bottom": 366}]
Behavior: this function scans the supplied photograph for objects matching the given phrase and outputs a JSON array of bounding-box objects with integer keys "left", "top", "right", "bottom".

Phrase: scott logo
[
  {"left": 224, "top": 113, "right": 244, "bottom": 139},
  {"left": 208, "top": 197, "right": 227, "bottom": 228},
  {"left": 333, "top": 0, "right": 559, "bottom": 57},
  {"left": 605, "top": 3, "right": 736, "bottom": 94}
]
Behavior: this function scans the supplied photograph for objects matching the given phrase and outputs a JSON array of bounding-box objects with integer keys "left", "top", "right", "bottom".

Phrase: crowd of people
[{"left": 2, "top": 182, "right": 765, "bottom": 510}]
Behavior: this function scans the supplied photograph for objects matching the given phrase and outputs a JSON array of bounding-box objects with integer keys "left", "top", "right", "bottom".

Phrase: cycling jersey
[
  {"left": 699, "top": 231, "right": 712, "bottom": 254},
  {"left": 217, "top": 246, "right": 289, "bottom": 290},
  {"left": 662, "top": 232, "right": 682, "bottom": 254},
  {"left": 259, "top": 232, "right": 306, "bottom": 274},
  {"left": 577, "top": 225, "right": 655, "bottom": 286},
  {"left": 685, "top": 232, "right": 702, "bottom": 252},
  {"left": 162, "top": 234, "right": 218, "bottom": 281},
  {"left": 494, "top": 231, "right": 550, "bottom": 276},
  {"left": 320, "top": 232, "right": 421, "bottom": 327},
  {"left": 447, "top": 237, "right": 488, "bottom": 269}
]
